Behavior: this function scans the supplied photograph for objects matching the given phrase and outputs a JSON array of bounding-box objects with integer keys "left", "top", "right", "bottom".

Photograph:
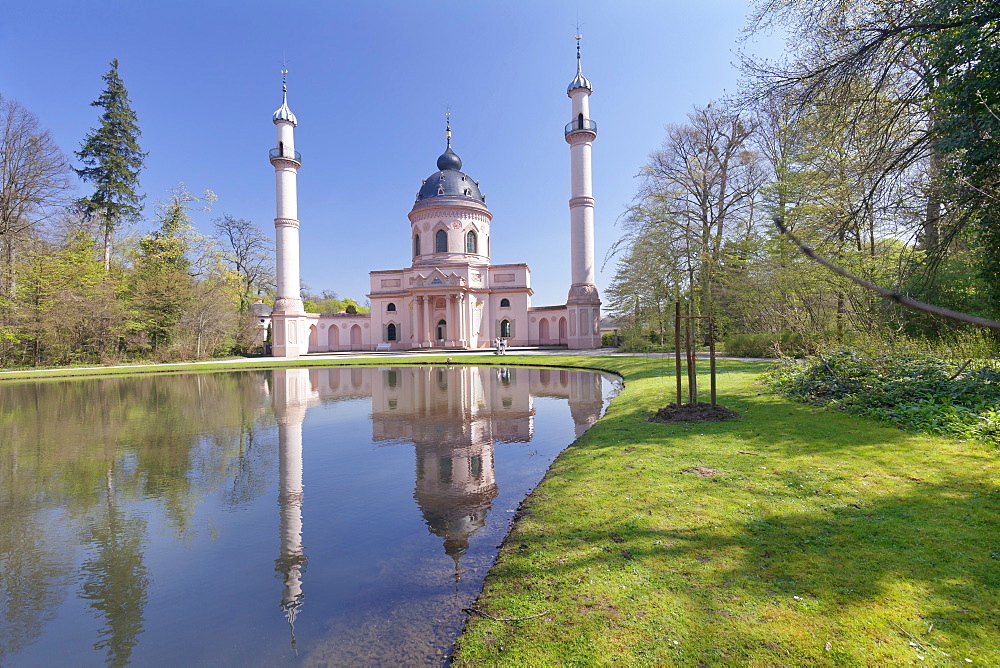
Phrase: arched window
[
  {"left": 387, "top": 303, "right": 396, "bottom": 312},
  {"left": 435, "top": 229, "right": 447, "bottom": 253},
  {"left": 387, "top": 323, "right": 397, "bottom": 341},
  {"left": 578, "top": 112, "right": 584, "bottom": 129},
  {"left": 414, "top": 234, "right": 421, "bottom": 256},
  {"left": 466, "top": 230, "right": 477, "bottom": 254},
  {"left": 500, "top": 298, "right": 510, "bottom": 308},
  {"left": 436, "top": 319, "right": 447, "bottom": 341},
  {"left": 500, "top": 319, "right": 512, "bottom": 338}
]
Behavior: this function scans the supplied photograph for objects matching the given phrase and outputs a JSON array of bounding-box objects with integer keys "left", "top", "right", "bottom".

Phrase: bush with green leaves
[
  {"left": 725, "top": 331, "right": 828, "bottom": 358},
  {"left": 763, "top": 351, "right": 1000, "bottom": 444}
]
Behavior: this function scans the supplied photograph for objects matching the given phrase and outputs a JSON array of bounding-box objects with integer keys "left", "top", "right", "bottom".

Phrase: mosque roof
[{"left": 415, "top": 143, "right": 486, "bottom": 205}]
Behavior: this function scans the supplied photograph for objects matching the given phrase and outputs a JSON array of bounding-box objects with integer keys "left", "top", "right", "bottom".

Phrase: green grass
[
  {"left": 7, "top": 354, "right": 999, "bottom": 664},
  {"left": 450, "top": 357, "right": 1000, "bottom": 666}
]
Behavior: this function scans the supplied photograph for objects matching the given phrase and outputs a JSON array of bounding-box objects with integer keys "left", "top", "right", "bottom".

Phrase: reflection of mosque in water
[{"left": 268, "top": 366, "right": 606, "bottom": 638}]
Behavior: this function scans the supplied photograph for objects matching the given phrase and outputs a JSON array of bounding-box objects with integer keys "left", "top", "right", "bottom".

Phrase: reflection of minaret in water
[
  {"left": 270, "top": 369, "right": 317, "bottom": 652},
  {"left": 567, "top": 366, "right": 607, "bottom": 438}
]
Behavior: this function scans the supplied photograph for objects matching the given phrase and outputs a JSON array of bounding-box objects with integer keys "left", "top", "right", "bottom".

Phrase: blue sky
[{"left": 1, "top": 1, "right": 782, "bottom": 307}]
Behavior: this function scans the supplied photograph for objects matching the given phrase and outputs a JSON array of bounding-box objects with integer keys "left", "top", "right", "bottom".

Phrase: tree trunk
[{"left": 103, "top": 225, "right": 112, "bottom": 273}]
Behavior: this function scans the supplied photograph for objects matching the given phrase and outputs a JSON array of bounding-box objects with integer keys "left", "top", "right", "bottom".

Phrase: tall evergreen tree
[{"left": 75, "top": 59, "right": 146, "bottom": 272}]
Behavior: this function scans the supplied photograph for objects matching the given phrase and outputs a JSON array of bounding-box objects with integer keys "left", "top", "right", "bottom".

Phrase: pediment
[{"left": 409, "top": 267, "right": 466, "bottom": 288}]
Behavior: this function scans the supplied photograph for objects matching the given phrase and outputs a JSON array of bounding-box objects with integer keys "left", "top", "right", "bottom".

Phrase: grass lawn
[
  {"left": 6, "top": 354, "right": 999, "bottom": 664},
  {"left": 450, "top": 356, "right": 1000, "bottom": 666}
]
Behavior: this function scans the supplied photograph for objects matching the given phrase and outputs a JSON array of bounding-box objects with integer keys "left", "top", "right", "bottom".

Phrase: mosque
[{"left": 266, "top": 40, "right": 602, "bottom": 356}]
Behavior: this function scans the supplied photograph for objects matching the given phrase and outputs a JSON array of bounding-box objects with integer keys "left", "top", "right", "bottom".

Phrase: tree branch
[{"left": 773, "top": 216, "right": 1000, "bottom": 330}]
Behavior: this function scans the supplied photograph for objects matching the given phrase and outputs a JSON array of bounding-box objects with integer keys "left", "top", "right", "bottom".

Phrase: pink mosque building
[{"left": 267, "top": 40, "right": 601, "bottom": 356}]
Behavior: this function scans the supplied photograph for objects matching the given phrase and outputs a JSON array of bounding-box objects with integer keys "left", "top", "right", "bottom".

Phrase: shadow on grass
[
  {"left": 588, "top": 383, "right": 922, "bottom": 459},
  {"left": 487, "top": 476, "right": 1000, "bottom": 658},
  {"left": 465, "top": 360, "right": 1000, "bottom": 658}
]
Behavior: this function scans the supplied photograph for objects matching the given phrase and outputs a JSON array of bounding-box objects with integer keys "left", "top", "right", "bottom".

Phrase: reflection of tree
[
  {"left": 77, "top": 466, "right": 151, "bottom": 668},
  {"left": 1, "top": 371, "right": 274, "bottom": 530},
  {"left": 0, "top": 370, "right": 275, "bottom": 662},
  {"left": 223, "top": 422, "right": 275, "bottom": 509},
  {"left": 0, "top": 513, "right": 71, "bottom": 662}
]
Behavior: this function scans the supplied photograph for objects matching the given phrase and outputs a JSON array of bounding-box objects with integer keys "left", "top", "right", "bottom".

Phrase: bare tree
[
  {"left": 213, "top": 214, "right": 274, "bottom": 312},
  {"left": 632, "top": 105, "right": 764, "bottom": 317},
  {"left": 0, "top": 95, "right": 73, "bottom": 297}
]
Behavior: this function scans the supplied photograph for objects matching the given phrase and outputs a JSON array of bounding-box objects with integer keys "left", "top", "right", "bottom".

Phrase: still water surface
[{"left": 0, "top": 365, "right": 618, "bottom": 666}]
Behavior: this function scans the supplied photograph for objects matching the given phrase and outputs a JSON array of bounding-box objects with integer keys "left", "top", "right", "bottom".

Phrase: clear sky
[{"left": 1, "top": 0, "right": 782, "bottom": 307}]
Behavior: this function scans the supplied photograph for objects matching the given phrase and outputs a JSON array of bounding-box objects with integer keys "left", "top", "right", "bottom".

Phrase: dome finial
[
  {"left": 436, "top": 110, "right": 462, "bottom": 171},
  {"left": 273, "top": 67, "right": 298, "bottom": 126},
  {"left": 567, "top": 33, "right": 592, "bottom": 95}
]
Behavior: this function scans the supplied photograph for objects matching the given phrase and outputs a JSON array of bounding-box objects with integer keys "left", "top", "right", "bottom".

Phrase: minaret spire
[
  {"left": 567, "top": 33, "right": 593, "bottom": 94},
  {"left": 273, "top": 68, "right": 298, "bottom": 126},
  {"left": 446, "top": 109, "right": 452, "bottom": 150}
]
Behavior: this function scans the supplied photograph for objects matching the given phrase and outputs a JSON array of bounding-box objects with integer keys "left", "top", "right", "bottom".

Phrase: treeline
[
  {"left": 606, "top": 0, "right": 999, "bottom": 354},
  {"left": 301, "top": 291, "right": 370, "bottom": 316},
  {"left": 3, "top": 62, "right": 284, "bottom": 367}
]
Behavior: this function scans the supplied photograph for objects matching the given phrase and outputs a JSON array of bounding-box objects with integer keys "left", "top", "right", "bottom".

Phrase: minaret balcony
[
  {"left": 269, "top": 147, "right": 302, "bottom": 165},
  {"left": 565, "top": 119, "right": 597, "bottom": 137}
]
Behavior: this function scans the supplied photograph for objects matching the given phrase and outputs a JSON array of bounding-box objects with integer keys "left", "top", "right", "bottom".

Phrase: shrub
[{"left": 763, "top": 351, "right": 1000, "bottom": 444}]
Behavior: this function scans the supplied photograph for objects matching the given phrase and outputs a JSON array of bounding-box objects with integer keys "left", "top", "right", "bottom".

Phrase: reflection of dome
[
  {"left": 422, "top": 501, "right": 494, "bottom": 557},
  {"left": 413, "top": 438, "right": 498, "bottom": 571},
  {"left": 415, "top": 145, "right": 486, "bottom": 204}
]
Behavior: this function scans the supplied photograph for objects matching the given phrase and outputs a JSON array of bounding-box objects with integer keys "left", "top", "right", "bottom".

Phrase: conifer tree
[{"left": 76, "top": 58, "right": 146, "bottom": 272}]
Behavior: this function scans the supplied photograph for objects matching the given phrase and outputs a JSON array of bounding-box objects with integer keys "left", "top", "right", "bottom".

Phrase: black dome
[
  {"left": 437, "top": 146, "right": 462, "bottom": 171},
  {"left": 416, "top": 147, "right": 486, "bottom": 204}
]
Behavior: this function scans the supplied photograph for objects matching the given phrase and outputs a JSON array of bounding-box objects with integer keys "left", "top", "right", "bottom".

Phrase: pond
[{"left": 0, "top": 365, "right": 619, "bottom": 666}]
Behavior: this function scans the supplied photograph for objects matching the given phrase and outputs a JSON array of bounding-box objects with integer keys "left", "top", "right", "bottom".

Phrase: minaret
[
  {"left": 564, "top": 36, "right": 602, "bottom": 349},
  {"left": 269, "top": 71, "right": 309, "bottom": 357}
]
